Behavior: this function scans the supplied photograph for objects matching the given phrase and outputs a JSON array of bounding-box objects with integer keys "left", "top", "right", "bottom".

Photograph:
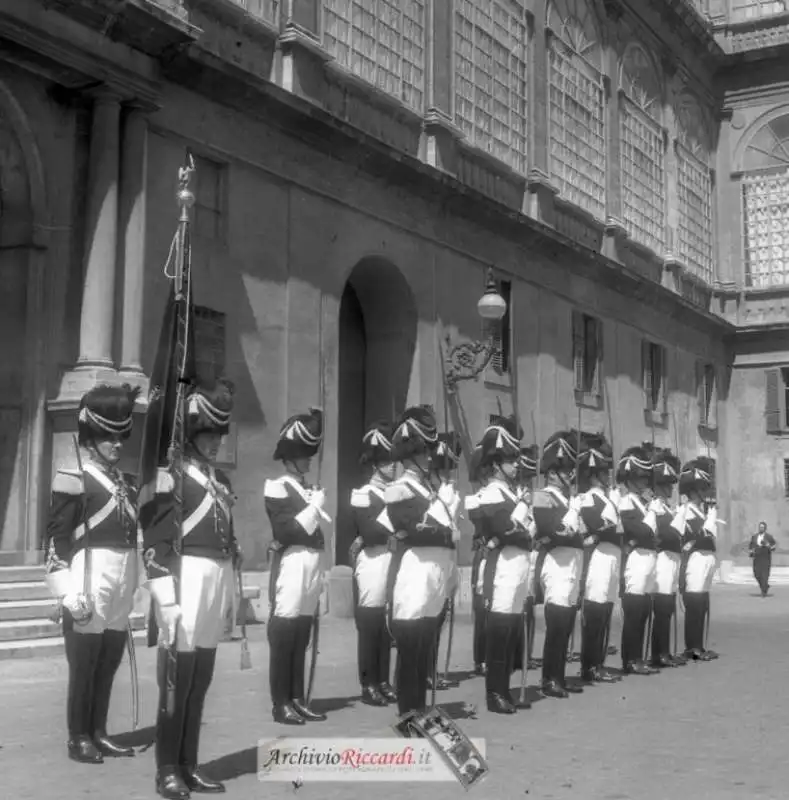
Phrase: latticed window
[
  {"left": 741, "top": 114, "right": 789, "bottom": 288},
  {"left": 228, "top": 0, "right": 279, "bottom": 24},
  {"left": 322, "top": 0, "right": 426, "bottom": 112},
  {"left": 194, "top": 307, "right": 227, "bottom": 385},
  {"left": 675, "top": 95, "right": 713, "bottom": 285},
  {"left": 642, "top": 340, "right": 666, "bottom": 413},
  {"left": 546, "top": 0, "right": 606, "bottom": 220},
  {"left": 454, "top": 0, "right": 529, "bottom": 175},
  {"left": 696, "top": 361, "right": 717, "bottom": 429},
  {"left": 731, "top": 0, "right": 786, "bottom": 22},
  {"left": 572, "top": 310, "right": 602, "bottom": 398},
  {"left": 619, "top": 44, "right": 665, "bottom": 254}
]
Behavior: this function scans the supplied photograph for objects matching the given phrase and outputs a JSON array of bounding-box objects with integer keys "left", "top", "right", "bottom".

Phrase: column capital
[{"left": 85, "top": 85, "right": 125, "bottom": 105}]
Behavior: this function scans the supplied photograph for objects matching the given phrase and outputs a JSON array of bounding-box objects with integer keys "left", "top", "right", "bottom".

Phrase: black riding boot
[
  {"left": 64, "top": 625, "right": 104, "bottom": 764},
  {"left": 92, "top": 629, "right": 134, "bottom": 757}
]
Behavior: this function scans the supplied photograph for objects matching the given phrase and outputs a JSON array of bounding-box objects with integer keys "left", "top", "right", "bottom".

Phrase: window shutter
[
  {"left": 658, "top": 346, "right": 667, "bottom": 413},
  {"left": 695, "top": 361, "right": 705, "bottom": 425},
  {"left": 593, "top": 317, "right": 603, "bottom": 396},
  {"left": 707, "top": 364, "right": 718, "bottom": 429},
  {"left": 642, "top": 340, "right": 652, "bottom": 410},
  {"left": 572, "top": 310, "right": 584, "bottom": 392},
  {"left": 765, "top": 368, "right": 782, "bottom": 434}
]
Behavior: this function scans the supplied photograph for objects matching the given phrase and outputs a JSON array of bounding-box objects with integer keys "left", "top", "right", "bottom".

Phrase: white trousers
[
  {"left": 624, "top": 548, "right": 657, "bottom": 595},
  {"left": 654, "top": 551, "right": 681, "bottom": 595},
  {"left": 685, "top": 551, "right": 717, "bottom": 593},
  {"left": 541, "top": 547, "right": 583, "bottom": 607},
  {"left": 490, "top": 547, "right": 530, "bottom": 614},
  {"left": 392, "top": 547, "right": 454, "bottom": 620},
  {"left": 156, "top": 555, "right": 234, "bottom": 652},
  {"left": 71, "top": 548, "right": 139, "bottom": 635},
  {"left": 354, "top": 546, "right": 391, "bottom": 608},
  {"left": 273, "top": 547, "right": 323, "bottom": 618},
  {"left": 584, "top": 543, "right": 621, "bottom": 604}
]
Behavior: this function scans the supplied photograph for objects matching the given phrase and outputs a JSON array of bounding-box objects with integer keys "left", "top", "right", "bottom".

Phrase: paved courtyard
[{"left": 2, "top": 584, "right": 788, "bottom": 800}]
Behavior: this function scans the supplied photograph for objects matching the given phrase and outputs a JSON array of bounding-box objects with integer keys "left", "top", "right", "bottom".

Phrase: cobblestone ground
[{"left": 3, "top": 584, "right": 788, "bottom": 800}]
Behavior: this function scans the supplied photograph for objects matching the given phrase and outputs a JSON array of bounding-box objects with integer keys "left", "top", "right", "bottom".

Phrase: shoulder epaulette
[
  {"left": 264, "top": 477, "right": 289, "bottom": 499},
  {"left": 156, "top": 468, "right": 175, "bottom": 495},
  {"left": 351, "top": 488, "right": 370, "bottom": 508},
  {"left": 384, "top": 482, "right": 414, "bottom": 504},
  {"left": 52, "top": 469, "right": 84, "bottom": 495}
]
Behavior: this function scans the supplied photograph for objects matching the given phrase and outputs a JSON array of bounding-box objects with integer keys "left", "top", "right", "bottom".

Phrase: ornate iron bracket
[{"left": 443, "top": 333, "right": 499, "bottom": 393}]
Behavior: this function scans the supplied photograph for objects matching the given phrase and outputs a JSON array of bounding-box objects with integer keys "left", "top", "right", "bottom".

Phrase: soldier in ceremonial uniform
[
  {"left": 648, "top": 448, "right": 686, "bottom": 668},
  {"left": 576, "top": 432, "right": 620, "bottom": 683},
  {"left": 428, "top": 432, "right": 462, "bottom": 692},
  {"left": 532, "top": 431, "right": 584, "bottom": 698},
  {"left": 44, "top": 384, "right": 141, "bottom": 764},
  {"left": 263, "top": 408, "right": 328, "bottom": 725},
  {"left": 384, "top": 406, "right": 456, "bottom": 716},
  {"left": 617, "top": 446, "right": 659, "bottom": 676},
  {"left": 476, "top": 417, "right": 532, "bottom": 714},
  {"left": 466, "top": 445, "right": 490, "bottom": 675},
  {"left": 349, "top": 422, "right": 398, "bottom": 707},
  {"left": 143, "top": 379, "right": 239, "bottom": 798},
  {"left": 676, "top": 457, "right": 719, "bottom": 661}
]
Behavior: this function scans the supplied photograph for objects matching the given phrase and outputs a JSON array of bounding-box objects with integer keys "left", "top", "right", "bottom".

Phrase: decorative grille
[
  {"left": 743, "top": 170, "right": 789, "bottom": 288},
  {"left": 620, "top": 98, "right": 664, "bottom": 254},
  {"left": 453, "top": 0, "right": 529, "bottom": 175},
  {"left": 676, "top": 144, "right": 713, "bottom": 284},
  {"left": 548, "top": 36, "right": 606, "bottom": 219},
  {"left": 322, "top": 0, "right": 426, "bottom": 112}
]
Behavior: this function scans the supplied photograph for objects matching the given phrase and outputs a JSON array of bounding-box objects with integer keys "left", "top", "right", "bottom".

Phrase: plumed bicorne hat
[
  {"left": 273, "top": 407, "right": 323, "bottom": 462},
  {"left": 186, "top": 378, "right": 234, "bottom": 438},
  {"left": 679, "top": 455, "right": 715, "bottom": 494},
  {"left": 479, "top": 415, "right": 523, "bottom": 467},
  {"left": 517, "top": 444, "right": 538, "bottom": 479},
  {"left": 540, "top": 430, "right": 579, "bottom": 475},
  {"left": 390, "top": 405, "right": 438, "bottom": 462},
  {"left": 651, "top": 447, "right": 681, "bottom": 485},
  {"left": 359, "top": 421, "right": 395, "bottom": 466},
  {"left": 432, "top": 431, "right": 462, "bottom": 472},
  {"left": 78, "top": 383, "right": 141, "bottom": 443},
  {"left": 615, "top": 445, "right": 653, "bottom": 483},
  {"left": 576, "top": 431, "right": 613, "bottom": 476}
]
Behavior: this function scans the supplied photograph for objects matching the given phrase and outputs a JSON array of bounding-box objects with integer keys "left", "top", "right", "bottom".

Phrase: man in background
[{"left": 749, "top": 522, "right": 777, "bottom": 597}]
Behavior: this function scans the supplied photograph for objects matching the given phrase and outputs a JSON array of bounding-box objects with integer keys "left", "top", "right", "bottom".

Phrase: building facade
[{"left": 0, "top": 0, "right": 785, "bottom": 571}]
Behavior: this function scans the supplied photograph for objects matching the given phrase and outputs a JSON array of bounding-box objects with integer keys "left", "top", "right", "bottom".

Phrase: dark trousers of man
[
  {"left": 541, "top": 604, "right": 575, "bottom": 685},
  {"left": 355, "top": 606, "right": 392, "bottom": 689},
  {"left": 650, "top": 593, "right": 675, "bottom": 660},
  {"left": 155, "top": 646, "right": 217, "bottom": 771},
  {"left": 682, "top": 592, "right": 707, "bottom": 652},
  {"left": 391, "top": 617, "right": 438, "bottom": 716},
  {"left": 432, "top": 601, "right": 449, "bottom": 677},
  {"left": 580, "top": 600, "right": 609, "bottom": 673},
  {"left": 753, "top": 554, "right": 771, "bottom": 596},
  {"left": 485, "top": 612, "right": 521, "bottom": 699},
  {"left": 621, "top": 594, "right": 651, "bottom": 667},
  {"left": 472, "top": 594, "right": 487, "bottom": 667},
  {"left": 268, "top": 616, "right": 313, "bottom": 708},
  {"left": 64, "top": 617, "right": 128, "bottom": 743}
]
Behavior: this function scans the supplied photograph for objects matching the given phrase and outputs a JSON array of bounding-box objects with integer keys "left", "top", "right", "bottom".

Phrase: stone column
[
  {"left": 119, "top": 106, "right": 148, "bottom": 377},
  {"left": 76, "top": 89, "right": 121, "bottom": 370}
]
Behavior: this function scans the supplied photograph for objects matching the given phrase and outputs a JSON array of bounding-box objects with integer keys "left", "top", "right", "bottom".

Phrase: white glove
[
  {"left": 648, "top": 498, "right": 662, "bottom": 514},
  {"left": 511, "top": 501, "right": 531, "bottom": 529},
  {"left": 643, "top": 510, "right": 657, "bottom": 533},
  {"left": 703, "top": 508, "right": 720, "bottom": 536},
  {"left": 569, "top": 496, "right": 582, "bottom": 513},
  {"left": 158, "top": 604, "right": 182, "bottom": 646},
  {"left": 310, "top": 488, "right": 326, "bottom": 510},
  {"left": 561, "top": 508, "right": 580, "bottom": 534},
  {"left": 438, "top": 482, "right": 456, "bottom": 506},
  {"left": 63, "top": 592, "right": 92, "bottom": 622}
]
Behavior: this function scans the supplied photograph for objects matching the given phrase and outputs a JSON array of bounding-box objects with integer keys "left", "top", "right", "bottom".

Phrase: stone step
[
  {"left": 0, "top": 627, "right": 148, "bottom": 660},
  {"left": 0, "top": 612, "right": 146, "bottom": 643},
  {"left": 0, "top": 598, "right": 57, "bottom": 622},
  {"left": 0, "top": 565, "right": 46, "bottom": 583},
  {"left": 0, "top": 581, "right": 51, "bottom": 602}
]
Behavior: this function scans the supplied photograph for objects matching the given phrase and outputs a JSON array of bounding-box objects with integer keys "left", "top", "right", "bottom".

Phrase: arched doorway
[{"left": 335, "top": 258, "right": 418, "bottom": 565}]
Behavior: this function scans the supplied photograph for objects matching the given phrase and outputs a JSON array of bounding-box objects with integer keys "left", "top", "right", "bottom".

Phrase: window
[
  {"left": 229, "top": 0, "right": 278, "bottom": 24},
  {"left": 192, "top": 155, "right": 225, "bottom": 241},
  {"left": 546, "top": 0, "right": 606, "bottom": 220},
  {"left": 732, "top": 0, "right": 786, "bottom": 22},
  {"left": 642, "top": 340, "right": 667, "bottom": 414},
  {"left": 482, "top": 279, "right": 511, "bottom": 376},
  {"left": 619, "top": 44, "right": 665, "bottom": 255},
  {"left": 696, "top": 362, "right": 717, "bottom": 429},
  {"left": 454, "top": 0, "right": 529, "bottom": 175},
  {"left": 675, "top": 94, "right": 713, "bottom": 285},
  {"left": 741, "top": 114, "right": 789, "bottom": 288},
  {"left": 322, "top": 0, "right": 426, "bottom": 112},
  {"left": 764, "top": 367, "right": 789, "bottom": 433},
  {"left": 194, "top": 306, "right": 227, "bottom": 385},
  {"left": 572, "top": 310, "right": 602, "bottom": 398}
]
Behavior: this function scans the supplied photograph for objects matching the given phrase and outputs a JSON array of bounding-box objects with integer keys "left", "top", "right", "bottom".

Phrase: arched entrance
[{"left": 335, "top": 258, "right": 418, "bottom": 565}]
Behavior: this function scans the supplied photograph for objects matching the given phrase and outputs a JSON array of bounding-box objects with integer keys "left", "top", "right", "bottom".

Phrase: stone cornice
[{"left": 713, "top": 10, "right": 789, "bottom": 57}]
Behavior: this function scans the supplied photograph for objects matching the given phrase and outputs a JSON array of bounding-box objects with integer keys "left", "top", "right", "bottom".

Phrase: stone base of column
[{"left": 48, "top": 367, "right": 150, "bottom": 413}]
